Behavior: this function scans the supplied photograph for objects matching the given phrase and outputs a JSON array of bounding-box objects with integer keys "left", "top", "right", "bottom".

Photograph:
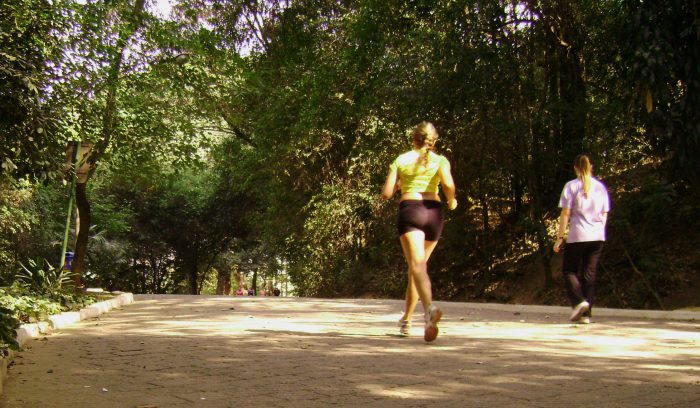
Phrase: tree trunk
[
  {"left": 71, "top": 182, "right": 90, "bottom": 289},
  {"left": 540, "top": 1, "right": 587, "bottom": 179},
  {"left": 556, "top": 44, "right": 586, "bottom": 180},
  {"left": 252, "top": 269, "right": 257, "bottom": 294},
  {"left": 216, "top": 269, "right": 232, "bottom": 295},
  {"left": 234, "top": 268, "right": 244, "bottom": 291},
  {"left": 476, "top": 104, "right": 491, "bottom": 267},
  {"left": 69, "top": 0, "right": 146, "bottom": 290},
  {"left": 539, "top": 237, "right": 554, "bottom": 288},
  {"left": 186, "top": 249, "right": 199, "bottom": 295}
]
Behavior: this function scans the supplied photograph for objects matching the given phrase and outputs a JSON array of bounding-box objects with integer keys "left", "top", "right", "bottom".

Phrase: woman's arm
[
  {"left": 439, "top": 159, "right": 457, "bottom": 210},
  {"left": 553, "top": 208, "right": 570, "bottom": 253},
  {"left": 381, "top": 166, "right": 399, "bottom": 199}
]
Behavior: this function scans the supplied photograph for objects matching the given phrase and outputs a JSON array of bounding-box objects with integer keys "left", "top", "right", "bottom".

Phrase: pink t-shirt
[{"left": 558, "top": 177, "right": 610, "bottom": 243}]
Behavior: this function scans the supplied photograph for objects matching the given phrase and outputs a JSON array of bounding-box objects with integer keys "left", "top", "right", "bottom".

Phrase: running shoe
[
  {"left": 578, "top": 317, "right": 591, "bottom": 324},
  {"left": 569, "top": 301, "right": 590, "bottom": 322},
  {"left": 397, "top": 318, "right": 411, "bottom": 336},
  {"left": 424, "top": 304, "right": 443, "bottom": 342}
]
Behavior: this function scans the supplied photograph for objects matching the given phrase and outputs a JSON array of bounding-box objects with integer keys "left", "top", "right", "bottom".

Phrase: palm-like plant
[{"left": 16, "top": 258, "right": 74, "bottom": 296}]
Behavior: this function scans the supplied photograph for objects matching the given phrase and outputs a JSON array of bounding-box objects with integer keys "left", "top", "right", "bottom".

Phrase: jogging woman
[{"left": 382, "top": 122, "right": 457, "bottom": 342}]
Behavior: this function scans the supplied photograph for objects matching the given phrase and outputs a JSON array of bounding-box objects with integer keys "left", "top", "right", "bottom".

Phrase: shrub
[
  {"left": 0, "top": 306, "right": 19, "bottom": 350},
  {"left": 0, "top": 287, "right": 63, "bottom": 323},
  {"left": 16, "top": 258, "right": 74, "bottom": 296}
]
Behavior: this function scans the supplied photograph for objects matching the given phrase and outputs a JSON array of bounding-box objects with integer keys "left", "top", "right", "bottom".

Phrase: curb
[
  {"left": 453, "top": 302, "right": 700, "bottom": 321},
  {"left": 15, "top": 292, "right": 135, "bottom": 347},
  {"left": 0, "top": 292, "right": 134, "bottom": 396}
]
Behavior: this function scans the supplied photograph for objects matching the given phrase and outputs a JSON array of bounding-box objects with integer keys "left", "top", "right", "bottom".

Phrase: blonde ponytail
[
  {"left": 574, "top": 154, "right": 592, "bottom": 198},
  {"left": 412, "top": 122, "right": 437, "bottom": 167}
]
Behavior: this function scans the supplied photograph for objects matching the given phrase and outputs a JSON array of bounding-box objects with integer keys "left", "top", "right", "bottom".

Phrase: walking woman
[
  {"left": 554, "top": 154, "right": 610, "bottom": 323},
  {"left": 382, "top": 122, "right": 457, "bottom": 342}
]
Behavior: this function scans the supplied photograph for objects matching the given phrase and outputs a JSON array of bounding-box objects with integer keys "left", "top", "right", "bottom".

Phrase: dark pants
[{"left": 562, "top": 241, "right": 604, "bottom": 317}]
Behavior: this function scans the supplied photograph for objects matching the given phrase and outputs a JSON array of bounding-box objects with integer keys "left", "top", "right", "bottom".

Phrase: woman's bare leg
[
  {"left": 400, "top": 239, "right": 439, "bottom": 322},
  {"left": 402, "top": 272, "right": 419, "bottom": 320},
  {"left": 399, "top": 231, "right": 433, "bottom": 312},
  {"left": 400, "top": 240, "right": 418, "bottom": 322}
]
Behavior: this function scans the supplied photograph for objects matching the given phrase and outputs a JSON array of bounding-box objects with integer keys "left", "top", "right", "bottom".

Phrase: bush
[
  {"left": 0, "top": 287, "right": 63, "bottom": 323},
  {"left": 16, "top": 258, "right": 74, "bottom": 296},
  {"left": 0, "top": 305, "right": 19, "bottom": 350},
  {"left": 0, "top": 285, "right": 99, "bottom": 351},
  {"left": 0, "top": 258, "right": 98, "bottom": 351}
]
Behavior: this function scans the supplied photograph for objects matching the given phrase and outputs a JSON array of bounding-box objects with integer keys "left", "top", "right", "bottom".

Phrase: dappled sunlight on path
[{"left": 1, "top": 295, "right": 698, "bottom": 408}]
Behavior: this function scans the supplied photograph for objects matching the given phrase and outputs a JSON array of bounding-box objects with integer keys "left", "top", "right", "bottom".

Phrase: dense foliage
[{"left": 1, "top": 0, "right": 698, "bottom": 316}]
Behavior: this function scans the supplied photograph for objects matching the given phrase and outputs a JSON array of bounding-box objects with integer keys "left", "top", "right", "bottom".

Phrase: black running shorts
[{"left": 397, "top": 200, "right": 444, "bottom": 241}]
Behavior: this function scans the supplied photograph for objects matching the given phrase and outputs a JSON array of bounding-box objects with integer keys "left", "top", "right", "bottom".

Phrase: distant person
[
  {"left": 382, "top": 121, "right": 457, "bottom": 342},
  {"left": 247, "top": 289, "right": 255, "bottom": 296},
  {"left": 554, "top": 154, "right": 610, "bottom": 324},
  {"left": 273, "top": 288, "right": 281, "bottom": 296},
  {"left": 235, "top": 288, "right": 245, "bottom": 296}
]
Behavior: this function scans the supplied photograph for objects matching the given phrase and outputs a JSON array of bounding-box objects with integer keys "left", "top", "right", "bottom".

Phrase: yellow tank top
[{"left": 390, "top": 150, "right": 447, "bottom": 193}]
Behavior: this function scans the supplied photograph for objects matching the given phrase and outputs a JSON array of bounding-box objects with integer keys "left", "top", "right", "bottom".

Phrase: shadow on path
[{"left": 1, "top": 295, "right": 698, "bottom": 408}]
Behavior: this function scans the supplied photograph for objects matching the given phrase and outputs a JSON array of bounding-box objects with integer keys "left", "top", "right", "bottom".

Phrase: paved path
[{"left": 1, "top": 295, "right": 699, "bottom": 407}]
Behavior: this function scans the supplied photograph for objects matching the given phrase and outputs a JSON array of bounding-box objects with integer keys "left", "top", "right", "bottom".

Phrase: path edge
[
  {"left": 454, "top": 302, "right": 700, "bottom": 321},
  {"left": 0, "top": 292, "right": 135, "bottom": 396}
]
